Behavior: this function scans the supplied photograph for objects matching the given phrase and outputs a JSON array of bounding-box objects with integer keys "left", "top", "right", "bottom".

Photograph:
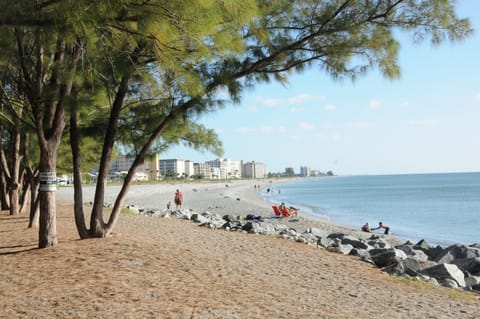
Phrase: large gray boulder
[
  {"left": 383, "top": 256, "right": 424, "bottom": 276},
  {"left": 413, "top": 239, "right": 444, "bottom": 260},
  {"left": 308, "top": 227, "right": 329, "bottom": 239},
  {"left": 395, "top": 244, "right": 430, "bottom": 262},
  {"left": 452, "top": 257, "right": 480, "bottom": 276},
  {"left": 465, "top": 276, "right": 480, "bottom": 289},
  {"left": 421, "top": 263, "right": 466, "bottom": 288},
  {"left": 340, "top": 235, "right": 369, "bottom": 250},
  {"left": 435, "top": 244, "right": 480, "bottom": 264},
  {"left": 369, "top": 248, "right": 407, "bottom": 268}
]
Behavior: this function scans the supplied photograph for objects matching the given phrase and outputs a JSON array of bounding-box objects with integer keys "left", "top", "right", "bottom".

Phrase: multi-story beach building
[
  {"left": 285, "top": 167, "right": 295, "bottom": 176},
  {"left": 159, "top": 159, "right": 186, "bottom": 178},
  {"left": 242, "top": 161, "right": 267, "bottom": 178},
  {"left": 300, "top": 166, "right": 311, "bottom": 177},
  {"left": 110, "top": 154, "right": 159, "bottom": 181},
  {"left": 206, "top": 158, "right": 242, "bottom": 179},
  {"left": 193, "top": 162, "right": 212, "bottom": 179}
]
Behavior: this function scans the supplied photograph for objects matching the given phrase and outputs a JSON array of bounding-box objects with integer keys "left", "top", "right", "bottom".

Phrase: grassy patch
[
  {"left": 389, "top": 276, "right": 479, "bottom": 301},
  {"left": 120, "top": 208, "right": 136, "bottom": 215},
  {"left": 388, "top": 276, "right": 435, "bottom": 291},
  {"left": 449, "top": 289, "right": 478, "bottom": 301}
]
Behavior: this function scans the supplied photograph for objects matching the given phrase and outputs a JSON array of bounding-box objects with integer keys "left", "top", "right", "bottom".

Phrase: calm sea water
[{"left": 263, "top": 172, "right": 480, "bottom": 246}]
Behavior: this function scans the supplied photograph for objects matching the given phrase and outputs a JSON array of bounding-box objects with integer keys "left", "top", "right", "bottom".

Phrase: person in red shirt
[{"left": 174, "top": 189, "right": 183, "bottom": 209}]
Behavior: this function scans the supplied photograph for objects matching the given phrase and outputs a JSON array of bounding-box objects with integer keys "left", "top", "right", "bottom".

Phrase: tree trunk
[
  {"left": 38, "top": 190, "right": 57, "bottom": 247},
  {"left": 38, "top": 143, "right": 59, "bottom": 248},
  {"left": 0, "top": 172, "right": 9, "bottom": 210},
  {"left": 8, "top": 121, "right": 23, "bottom": 215},
  {"left": 26, "top": 167, "right": 39, "bottom": 228},
  {"left": 69, "top": 86, "right": 88, "bottom": 239}
]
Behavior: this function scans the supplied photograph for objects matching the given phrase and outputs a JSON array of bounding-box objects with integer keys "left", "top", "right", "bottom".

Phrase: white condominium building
[{"left": 242, "top": 161, "right": 267, "bottom": 178}]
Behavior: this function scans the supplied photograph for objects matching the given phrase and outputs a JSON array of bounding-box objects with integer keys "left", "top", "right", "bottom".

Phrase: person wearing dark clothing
[{"left": 372, "top": 222, "right": 390, "bottom": 235}]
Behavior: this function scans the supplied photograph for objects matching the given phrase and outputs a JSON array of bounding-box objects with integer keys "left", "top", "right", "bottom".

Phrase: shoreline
[{"left": 57, "top": 178, "right": 405, "bottom": 246}]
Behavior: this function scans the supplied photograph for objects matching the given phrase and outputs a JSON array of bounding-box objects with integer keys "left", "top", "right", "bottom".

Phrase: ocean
[{"left": 263, "top": 172, "right": 480, "bottom": 246}]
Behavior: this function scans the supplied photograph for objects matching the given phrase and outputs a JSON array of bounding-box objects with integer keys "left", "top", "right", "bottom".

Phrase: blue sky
[{"left": 162, "top": 1, "right": 480, "bottom": 176}]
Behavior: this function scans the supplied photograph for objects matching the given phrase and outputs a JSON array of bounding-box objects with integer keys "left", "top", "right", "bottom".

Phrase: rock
[
  {"left": 126, "top": 205, "right": 140, "bottom": 214},
  {"left": 442, "top": 278, "right": 459, "bottom": 289},
  {"left": 369, "top": 248, "right": 407, "bottom": 268},
  {"left": 395, "top": 244, "right": 430, "bottom": 262},
  {"left": 367, "top": 237, "right": 390, "bottom": 249},
  {"left": 222, "top": 220, "right": 243, "bottom": 231},
  {"left": 328, "top": 243, "right": 354, "bottom": 255},
  {"left": 421, "top": 263, "right": 466, "bottom": 288},
  {"left": 435, "top": 244, "right": 480, "bottom": 264},
  {"left": 327, "top": 232, "right": 347, "bottom": 240},
  {"left": 308, "top": 227, "right": 329, "bottom": 239},
  {"left": 465, "top": 276, "right": 480, "bottom": 289},
  {"left": 414, "top": 240, "right": 444, "bottom": 260},
  {"left": 279, "top": 228, "right": 299, "bottom": 239},
  {"left": 222, "top": 214, "right": 237, "bottom": 222},
  {"left": 349, "top": 248, "right": 373, "bottom": 264},
  {"left": 383, "top": 257, "right": 423, "bottom": 276},
  {"left": 340, "top": 235, "right": 369, "bottom": 250},
  {"left": 452, "top": 257, "right": 480, "bottom": 276}
]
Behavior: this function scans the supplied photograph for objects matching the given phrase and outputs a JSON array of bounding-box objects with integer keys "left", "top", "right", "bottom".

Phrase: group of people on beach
[{"left": 362, "top": 221, "right": 390, "bottom": 235}]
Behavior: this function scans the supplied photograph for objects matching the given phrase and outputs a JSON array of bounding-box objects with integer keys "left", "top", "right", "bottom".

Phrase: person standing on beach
[
  {"left": 174, "top": 189, "right": 183, "bottom": 210},
  {"left": 372, "top": 222, "right": 390, "bottom": 235}
]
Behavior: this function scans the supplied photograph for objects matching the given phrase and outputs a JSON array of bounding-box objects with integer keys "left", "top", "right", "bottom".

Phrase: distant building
[
  {"left": 285, "top": 167, "right": 295, "bottom": 176},
  {"left": 206, "top": 158, "right": 242, "bottom": 179},
  {"left": 242, "top": 161, "right": 267, "bottom": 178},
  {"left": 194, "top": 162, "right": 212, "bottom": 179},
  {"left": 184, "top": 160, "right": 195, "bottom": 178},
  {"left": 159, "top": 159, "right": 186, "bottom": 178},
  {"left": 300, "top": 166, "right": 311, "bottom": 177},
  {"left": 110, "top": 154, "right": 158, "bottom": 181}
]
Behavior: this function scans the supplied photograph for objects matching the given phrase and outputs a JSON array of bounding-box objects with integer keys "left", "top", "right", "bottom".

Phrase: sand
[{"left": 1, "top": 179, "right": 479, "bottom": 318}]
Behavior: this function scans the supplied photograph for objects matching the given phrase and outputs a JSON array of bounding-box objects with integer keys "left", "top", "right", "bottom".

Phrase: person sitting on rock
[
  {"left": 361, "top": 222, "right": 371, "bottom": 232},
  {"left": 372, "top": 222, "right": 390, "bottom": 235}
]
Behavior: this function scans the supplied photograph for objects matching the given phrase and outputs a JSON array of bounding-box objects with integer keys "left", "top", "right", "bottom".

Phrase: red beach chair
[
  {"left": 281, "top": 207, "right": 298, "bottom": 217},
  {"left": 281, "top": 207, "right": 292, "bottom": 217},
  {"left": 272, "top": 205, "right": 282, "bottom": 216}
]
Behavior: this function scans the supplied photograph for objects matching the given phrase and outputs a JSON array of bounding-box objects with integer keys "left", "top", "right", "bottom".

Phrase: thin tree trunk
[
  {"left": 26, "top": 167, "right": 39, "bottom": 228},
  {"left": 8, "top": 118, "right": 23, "bottom": 215},
  {"left": 69, "top": 86, "right": 88, "bottom": 239},
  {"left": 90, "top": 70, "right": 135, "bottom": 237},
  {"left": 0, "top": 172, "right": 9, "bottom": 210}
]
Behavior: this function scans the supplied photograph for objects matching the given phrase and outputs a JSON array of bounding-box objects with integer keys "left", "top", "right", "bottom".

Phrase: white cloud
[
  {"left": 237, "top": 126, "right": 287, "bottom": 134},
  {"left": 323, "top": 104, "right": 337, "bottom": 112},
  {"left": 399, "top": 101, "right": 409, "bottom": 108},
  {"left": 408, "top": 119, "right": 444, "bottom": 126},
  {"left": 289, "top": 106, "right": 304, "bottom": 113},
  {"left": 346, "top": 121, "right": 370, "bottom": 128},
  {"left": 288, "top": 93, "right": 326, "bottom": 104},
  {"left": 246, "top": 105, "right": 257, "bottom": 112},
  {"left": 261, "top": 126, "right": 287, "bottom": 133},
  {"left": 369, "top": 99, "right": 381, "bottom": 110},
  {"left": 237, "top": 127, "right": 257, "bottom": 133},
  {"left": 475, "top": 92, "right": 480, "bottom": 104},
  {"left": 256, "top": 94, "right": 326, "bottom": 107},
  {"left": 257, "top": 97, "right": 284, "bottom": 107},
  {"left": 299, "top": 122, "right": 314, "bottom": 130}
]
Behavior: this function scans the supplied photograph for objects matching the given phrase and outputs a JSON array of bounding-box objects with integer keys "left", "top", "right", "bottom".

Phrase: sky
[{"left": 162, "top": 1, "right": 480, "bottom": 176}]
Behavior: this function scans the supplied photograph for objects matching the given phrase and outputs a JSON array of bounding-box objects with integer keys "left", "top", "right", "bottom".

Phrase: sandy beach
[{"left": 1, "top": 179, "right": 479, "bottom": 318}]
